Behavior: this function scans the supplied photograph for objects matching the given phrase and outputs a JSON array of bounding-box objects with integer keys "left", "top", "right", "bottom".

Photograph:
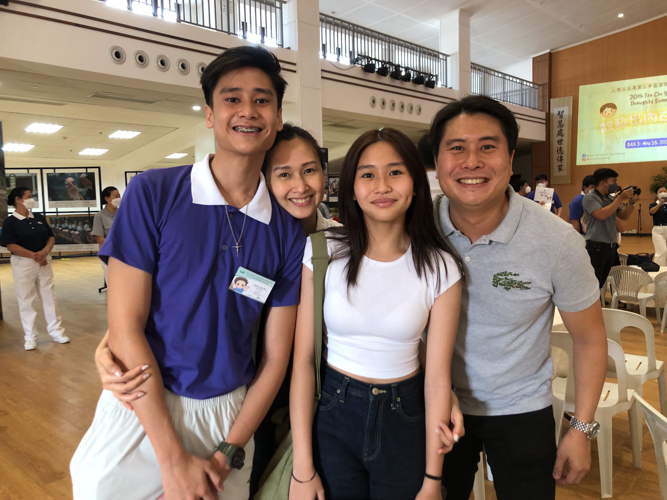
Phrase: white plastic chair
[
  {"left": 472, "top": 451, "right": 485, "bottom": 499},
  {"left": 603, "top": 309, "right": 667, "bottom": 419},
  {"left": 551, "top": 331, "right": 641, "bottom": 498},
  {"left": 608, "top": 265, "right": 659, "bottom": 323},
  {"left": 618, "top": 253, "right": 628, "bottom": 266},
  {"left": 655, "top": 272, "right": 667, "bottom": 333},
  {"left": 635, "top": 395, "right": 667, "bottom": 500}
]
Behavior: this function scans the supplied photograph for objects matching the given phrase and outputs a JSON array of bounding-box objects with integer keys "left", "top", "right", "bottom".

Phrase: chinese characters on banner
[{"left": 550, "top": 96, "right": 572, "bottom": 185}]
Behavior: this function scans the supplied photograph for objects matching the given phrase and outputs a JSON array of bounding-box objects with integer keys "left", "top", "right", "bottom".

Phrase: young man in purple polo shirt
[{"left": 71, "top": 46, "right": 306, "bottom": 500}]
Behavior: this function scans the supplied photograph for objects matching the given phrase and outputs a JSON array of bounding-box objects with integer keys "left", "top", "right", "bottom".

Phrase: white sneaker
[
  {"left": 51, "top": 334, "right": 70, "bottom": 344},
  {"left": 25, "top": 339, "right": 37, "bottom": 351}
]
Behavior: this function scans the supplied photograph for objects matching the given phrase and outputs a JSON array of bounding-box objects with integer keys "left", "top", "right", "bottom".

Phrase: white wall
[{"left": 497, "top": 59, "right": 534, "bottom": 82}]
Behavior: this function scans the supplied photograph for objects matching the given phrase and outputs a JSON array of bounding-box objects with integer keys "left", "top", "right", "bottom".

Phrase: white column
[
  {"left": 194, "top": 121, "right": 215, "bottom": 163},
  {"left": 282, "top": 0, "right": 323, "bottom": 145},
  {"left": 439, "top": 10, "right": 471, "bottom": 96}
]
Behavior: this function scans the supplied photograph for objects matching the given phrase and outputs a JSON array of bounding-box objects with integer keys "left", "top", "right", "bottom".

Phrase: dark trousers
[
  {"left": 586, "top": 240, "right": 618, "bottom": 290},
  {"left": 442, "top": 406, "right": 557, "bottom": 500},
  {"left": 313, "top": 365, "right": 428, "bottom": 500}
]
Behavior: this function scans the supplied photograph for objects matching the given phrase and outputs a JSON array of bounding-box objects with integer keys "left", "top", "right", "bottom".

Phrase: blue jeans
[{"left": 313, "top": 365, "right": 427, "bottom": 500}]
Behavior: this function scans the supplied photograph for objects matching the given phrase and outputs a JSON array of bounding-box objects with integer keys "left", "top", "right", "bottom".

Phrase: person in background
[
  {"left": 582, "top": 168, "right": 638, "bottom": 290},
  {"left": 419, "top": 133, "right": 444, "bottom": 199},
  {"left": 513, "top": 178, "right": 530, "bottom": 197},
  {"left": 568, "top": 175, "right": 596, "bottom": 235},
  {"left": 527, "top": 174, "right": 563, "bottom": 216},
  {"left": 650, "top": 185, "right": 667, "bottom": 266},
  {"left": 92, "top": 186, "right": 121, "bottom": 284},
  {"left": 1, "top": 187, "right": 69, "bottom": 350}
]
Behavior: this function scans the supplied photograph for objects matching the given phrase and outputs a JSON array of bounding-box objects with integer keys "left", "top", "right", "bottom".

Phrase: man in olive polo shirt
[{"left": 431, "top": 95, "right": 608, "bottom": 500}]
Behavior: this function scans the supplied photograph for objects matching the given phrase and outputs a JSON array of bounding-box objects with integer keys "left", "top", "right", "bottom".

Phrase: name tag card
[{"left": 229, "top": 266, "right": 275, "bottom": 303}]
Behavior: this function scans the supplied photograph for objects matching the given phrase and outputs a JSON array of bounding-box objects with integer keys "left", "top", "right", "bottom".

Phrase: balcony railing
[
  {"left": 102, "top": 0, "right": 283, "bottom": 47},
  {"left": 470, "top": 62, "right": 539, "bottom": 110},
  {"left": 320, "top": 14, "right": 448, "bottom": 88}
]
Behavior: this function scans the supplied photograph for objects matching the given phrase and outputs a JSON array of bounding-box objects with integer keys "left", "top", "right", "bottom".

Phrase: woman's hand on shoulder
[
  {"left": 95, "top": 343, "right": 150, "bottom": 410},
  {"left": 288, "top": 472, "right": 325, "bottom": 500}
]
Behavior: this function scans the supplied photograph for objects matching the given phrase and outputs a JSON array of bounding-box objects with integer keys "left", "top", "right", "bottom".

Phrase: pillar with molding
[
  {"left": 439, "top": 10, "right": 471, "bottom": 96},
  {"left": 281, "top": 0, "right": 323, "bottom": 145}
]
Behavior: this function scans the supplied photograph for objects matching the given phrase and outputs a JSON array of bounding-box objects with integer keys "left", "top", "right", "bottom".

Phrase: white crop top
[{"left": 303, "top": 235, "right": 461, "bottom": 379}]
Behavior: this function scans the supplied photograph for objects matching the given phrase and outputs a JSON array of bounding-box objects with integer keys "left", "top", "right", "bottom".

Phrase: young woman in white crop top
[{"left": 290, "top": 128, "right": 463, "bottom": 500}]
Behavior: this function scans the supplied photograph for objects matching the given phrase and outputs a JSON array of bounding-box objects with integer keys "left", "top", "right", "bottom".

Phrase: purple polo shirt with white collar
[{"left": 100, "top": 154, "right": 306, "bottom": 399}]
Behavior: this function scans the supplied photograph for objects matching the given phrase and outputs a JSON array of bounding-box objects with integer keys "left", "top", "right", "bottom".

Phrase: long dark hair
[{"left": 329, "top": 128, "right": 463, "bottom": 289}]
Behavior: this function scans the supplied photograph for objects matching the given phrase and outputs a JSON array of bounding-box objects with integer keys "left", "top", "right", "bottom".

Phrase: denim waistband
[{"left": 322, "top": 364, "right": 423, "bottom": 401}]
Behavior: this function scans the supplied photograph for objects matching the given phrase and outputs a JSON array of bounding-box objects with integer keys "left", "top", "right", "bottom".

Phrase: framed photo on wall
[{"left": 45, "top": 169, "right": 100, "bottom": 210}]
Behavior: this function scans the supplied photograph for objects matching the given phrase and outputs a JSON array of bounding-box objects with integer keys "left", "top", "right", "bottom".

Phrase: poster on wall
[
  {"left": 47, "top": 215, "right": 99, "bottom": 252},
  {"left": 577, "top": 75, "right": 667, "bottom": 165},
  {"left": 6, "top": 173, "right": 40, "bottom": 212},
  {"left": 125, "top": 170, "right": 143, "bottom": 187},
  {"left": 550, "top": 96, "right": 572, "bottom": 184},
  {"left": 46, "top": 171, "right": 98, "bottom": 209},
  {"left": 328, "top": 176, "right": 339, "bottom": 203}
]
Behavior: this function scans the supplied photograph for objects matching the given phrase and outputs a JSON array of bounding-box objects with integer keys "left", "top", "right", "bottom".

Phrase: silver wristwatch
[{"left": 566, "top": 414, "right": 600, "bottom": 439}]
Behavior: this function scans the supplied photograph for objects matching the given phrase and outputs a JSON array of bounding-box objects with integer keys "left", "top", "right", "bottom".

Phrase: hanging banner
[{"left": 550, "top": 96, "right": 572, "bottom": 185}]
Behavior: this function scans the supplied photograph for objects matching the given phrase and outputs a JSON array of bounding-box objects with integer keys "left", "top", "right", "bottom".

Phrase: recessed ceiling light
[
  {"left": 618, "top": 13, "right": 624, "bottom": 17},
  {"left": 25, "top": 123, "right": 63, "bottom": 134},
  {"left": 3, "top": 143, "right": 35, "bottom": 153},
  {"left": 79, "top": 148, "right": 108, "bottom": 156},
  {"left": 192, "top": 105, "right": 201, "bottom": 111},
  {"left": 166, "top": 153, "right": 188, "bottom": 159},
  {"left": 109, "top": 130, "right": 141, "bottom": 139}
]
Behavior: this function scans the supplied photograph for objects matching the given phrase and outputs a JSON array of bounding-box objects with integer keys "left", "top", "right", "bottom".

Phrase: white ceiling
[
  {"left": 0, "top": 69, "right": 202, "bottom": 168},
  {"left": 320, "top": 0, "right": 667, "bottom": 73}
]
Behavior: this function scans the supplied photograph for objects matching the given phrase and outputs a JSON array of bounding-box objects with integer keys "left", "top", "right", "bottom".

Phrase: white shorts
[{"left": 71, "top": 386, "right": 254, "bottom": 500}]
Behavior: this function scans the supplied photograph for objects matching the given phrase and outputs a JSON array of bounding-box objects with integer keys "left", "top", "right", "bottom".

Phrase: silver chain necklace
[{"left": 225, "top": 203, "right": 248, "bottom": 256}]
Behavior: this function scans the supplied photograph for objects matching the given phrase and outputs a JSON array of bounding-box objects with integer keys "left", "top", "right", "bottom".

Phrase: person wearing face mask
[
  {"left": 582, "top": 168, "right": 639, "bottom": 289},
  {"left": 0, "top": 187, "right": 69, "bottom": 350},
  {"left": 568, "top": 175, "right": 596, "bottom": 235},
  {"left": 514, "top": 179, "right": 531, "bottom": 197},
  {"left": 92, "top": 186, "right": 121, "bottom": 284},
  {"left": 526, "top": 174, "right": 563, "bottom": 216},
  {"left": 650, "top": 185, "right": 667, "bottom": 266}
]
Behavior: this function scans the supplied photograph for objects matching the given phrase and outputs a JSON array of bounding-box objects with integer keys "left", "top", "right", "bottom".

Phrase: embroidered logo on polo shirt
[{"left": 492, "top": 271, "right": 531, "bottom": 291}]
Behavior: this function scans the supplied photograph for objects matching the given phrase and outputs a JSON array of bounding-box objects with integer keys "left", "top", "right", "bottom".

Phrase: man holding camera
[{"left": 583, "top": 168, "right": 639, "bottom": 289}]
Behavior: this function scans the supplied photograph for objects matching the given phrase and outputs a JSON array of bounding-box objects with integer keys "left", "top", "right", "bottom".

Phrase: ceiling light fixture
[
  {"left": 401, "top": 70, "right": 412, "bottom": 82},
  {"left": 3, "top": 143, "right": 35, "bottom": 153},
  {"left": 376, "top": 65, "right": 389, "bottom": 77},
  {"left": 25, "top": 123, "right": 63, "bottom": 134},
  {"left": 109, "top": 130, "right": 141, "bottom": 139},
  {"left": 166, "top": 153, "right": 188, "bottom": 159},
  {"left": 192, "top": 105, "right": 201, "bottom": 111},
  {"left": 412, "top": 74, "right": 425, "bottom": 85},
  {"left": 425, "top": 76, "right": 437, "bottom": 89},
  {"left": 618, "top": 13, "right": 624, "bottom": 18},
  {"left": 79, "top": 148, "right": 108, "bottom": 156}
]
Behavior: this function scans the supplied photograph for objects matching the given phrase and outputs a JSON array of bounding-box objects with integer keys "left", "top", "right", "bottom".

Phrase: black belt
[{"left": 586, "top": 240, "right": 618, "bottom": 249}]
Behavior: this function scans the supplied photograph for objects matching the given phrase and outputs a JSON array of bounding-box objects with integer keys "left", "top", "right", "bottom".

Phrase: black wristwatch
[{"left": 215, "top": 441, "right": 245, "bottom": 469}]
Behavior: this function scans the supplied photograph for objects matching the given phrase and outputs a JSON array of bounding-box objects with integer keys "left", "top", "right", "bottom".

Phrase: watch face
[
  {"left": 589, "top": 421, "right": 601, "bottom": 437},
  {"left": 231, "top": 448, "right": 245, "bottom": 469}
]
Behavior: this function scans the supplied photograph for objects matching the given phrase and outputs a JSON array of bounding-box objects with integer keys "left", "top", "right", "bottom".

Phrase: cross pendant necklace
[{"left": 225, "top": 203, "right": 248, "bottom": 256}]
